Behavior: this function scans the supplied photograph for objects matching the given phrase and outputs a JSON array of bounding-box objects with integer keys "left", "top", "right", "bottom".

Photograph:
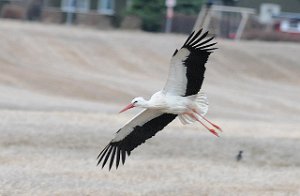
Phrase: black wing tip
[
  {"left": 183, "top": 29, "right": 217, "bottom": 52},
  {"left": 96, "top": 113, "right": 177, "bottom": 170},
  {"left": 97, "top": 143, "right": 130, "bottom": 170}
]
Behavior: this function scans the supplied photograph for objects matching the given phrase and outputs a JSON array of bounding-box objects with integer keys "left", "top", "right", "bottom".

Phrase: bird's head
[{"left": 119, "top": 97, "right": 147, "bottom": 113}]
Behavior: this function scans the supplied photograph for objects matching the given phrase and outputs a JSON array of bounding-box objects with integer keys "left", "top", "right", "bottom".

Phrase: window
[
  {"left": 289, "top": 20, "right": 298, "bottom": 28},
  {"left": 76, "top": 0, "right": 90, "bottom": 12},
  {"left": 280, "top": 19, "right": 300, "bottom": 33},
  {"left": 98, "top": 0, "right": 115, "bottom": 15},
  {"left": 61, "top": 0, "right": 90, "bottom": 13}
]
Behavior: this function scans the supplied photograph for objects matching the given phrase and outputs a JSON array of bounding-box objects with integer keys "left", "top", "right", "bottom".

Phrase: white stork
[{"left": 97, "top": 29, "right": 221, "bottom": 170}]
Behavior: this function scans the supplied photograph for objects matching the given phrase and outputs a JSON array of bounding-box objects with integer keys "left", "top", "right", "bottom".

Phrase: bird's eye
[{"left": 133, "top": 101, "right": 138, "bottom": 104}]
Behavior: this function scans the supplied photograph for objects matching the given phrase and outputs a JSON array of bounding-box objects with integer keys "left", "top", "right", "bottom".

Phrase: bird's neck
[
  {"left": 140, "top": 100, "right": 151, "bottom": 108},
  {"left": 135, "top": 98, "right": 156, "bottom": 109},
  {"left": 143, "top": 98, "right": 163, "bottom": 109}
]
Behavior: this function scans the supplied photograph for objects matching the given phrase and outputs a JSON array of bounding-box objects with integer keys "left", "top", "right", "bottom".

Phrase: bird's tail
[
  {"left": 194, "top": 92, "right": 209, "bottom": 116},
  {"left": 178, "top": 92, "right": 209, "bottom": 125}
]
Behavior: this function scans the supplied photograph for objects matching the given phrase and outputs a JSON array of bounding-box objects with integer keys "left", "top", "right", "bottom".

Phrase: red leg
[
  {"left": 192, "top": 109, "right": 222, "bottom": 132},
  {"left": 184, "top": 112, "right": 219, "bottom": 137}
]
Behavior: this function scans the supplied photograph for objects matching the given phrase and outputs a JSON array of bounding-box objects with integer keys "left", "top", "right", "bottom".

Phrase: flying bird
[{"left": 97, "top": 29, "right": 221, "bottom": 170}]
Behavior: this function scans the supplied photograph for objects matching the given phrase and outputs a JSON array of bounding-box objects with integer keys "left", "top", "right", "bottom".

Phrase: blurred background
[
  {"left": 0, "top": 0, "right": 300, "bottom": 195},
  {"left": 0, "top": 0, "right": 300, "bottom": 41},
  {"left": 1, "top": 0, "right": 300, "bottom": 40}
]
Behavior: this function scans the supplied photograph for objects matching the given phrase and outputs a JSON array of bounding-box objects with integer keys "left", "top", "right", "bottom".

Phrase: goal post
[{"left": 194, "top": 5, "right": 256, "bottom": 40}]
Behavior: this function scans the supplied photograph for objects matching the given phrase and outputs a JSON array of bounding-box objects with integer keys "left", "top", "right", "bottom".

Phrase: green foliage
[
  {"left": 129, "top": 0, "right": 165, "bottom": 32},
  {"left": 90, "top": 0, "right": 98, "bottom": 10},
  {"left": 0, "top": 0, "right": 9, "bottom": 10},
  {"left": 49, "top": 0, "right": 61, "bottom": 7},
  {"left": 129, "top": 0, "right": 204, "bottom": 32},
  {"left": 175, "top": 0, "right": 203, "bottom": 15},
  {"left": 222, "top": 0, "right": 238, "bottom": 6}
]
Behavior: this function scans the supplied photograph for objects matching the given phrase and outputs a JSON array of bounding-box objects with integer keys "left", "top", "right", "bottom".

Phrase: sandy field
[{"left": 0, "top": 20, "right": 300, "bottom": 195}]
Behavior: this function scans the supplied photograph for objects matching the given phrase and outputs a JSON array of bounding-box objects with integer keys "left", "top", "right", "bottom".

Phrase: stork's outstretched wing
[
  {"left": 97, "top": 109, "right": 177, "bottom": 170},
  {"left": 163, "top": 29, "right": 217, "bottom": 97}
]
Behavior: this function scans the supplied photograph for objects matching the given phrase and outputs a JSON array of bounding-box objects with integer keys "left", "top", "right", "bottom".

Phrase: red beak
[{"left": 119, "top": 103, "right": 135, "bottom": 113}]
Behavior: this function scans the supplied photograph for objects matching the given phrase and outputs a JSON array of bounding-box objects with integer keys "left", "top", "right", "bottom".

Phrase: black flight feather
[
  {"left": 197, "top": 42, "right": 217, "bottom": 50},
  {"left": 183, "top": 30, "right": 195, "bottom": 46},
  {"left": 102, "top": 146, "right": 113, "bottom": 168},
  {"left": 109, "top": 146, "right": 117, "bottom": 170},
  {"left": 121, "top": 150, "right": 126, "bottom": 165},
  {"left": 193, "top": 36, "right": 215, "bottom": 48},
  {"left": 97, "top": 144, "right": 110, "bottom": 165},
  {"left": 116, "top": 147, "right": 121, "bottom": 169},
  {"left": 98, "top": 113, "right": 177, "bottom": 169},
  {"left": 187, "top": 30, "right": 203, "bottom": 46},
  {"left": 172, "top": 49, "right": 178, "bottom": 56},
  {"left": 179, "top": 29, "right": 217, "bottom": 96}
]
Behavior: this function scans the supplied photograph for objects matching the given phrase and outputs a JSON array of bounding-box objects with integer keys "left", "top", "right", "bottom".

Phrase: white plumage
[{"left": 163, "top": 48, "right": 190, "bottom": 95}]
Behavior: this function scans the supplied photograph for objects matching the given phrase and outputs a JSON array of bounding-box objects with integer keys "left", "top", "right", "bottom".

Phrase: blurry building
[
  {"left": 0, "top": 0, "right": 136, "bottom": 29},
  {"left": 273, "top": 13, "right": 300, "bottom": 34},
  {"left": 194, "top": 0, "right": 300, "bottom": 41},
  {"left": 258, "top": 3, "right": 280, "bottom": 24},
  {"left": 46, "top": 0, "right": 128, "bottom": 27},
  {"left": 236, "top": 0, "right": 300, "bottom": 13}
]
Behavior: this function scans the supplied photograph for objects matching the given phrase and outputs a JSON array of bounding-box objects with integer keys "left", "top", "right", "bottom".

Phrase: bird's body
[
  {"left": 138, "top": 91, "right": 194, "bottom": 113},
  {"left": 97, "top": 29, "right": 221, "bottom": 170}
]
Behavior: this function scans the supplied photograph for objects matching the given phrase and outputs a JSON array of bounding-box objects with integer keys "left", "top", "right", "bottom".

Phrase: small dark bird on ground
[{"left": 236, "top": 150, "right": 243, "bottom": 162}]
